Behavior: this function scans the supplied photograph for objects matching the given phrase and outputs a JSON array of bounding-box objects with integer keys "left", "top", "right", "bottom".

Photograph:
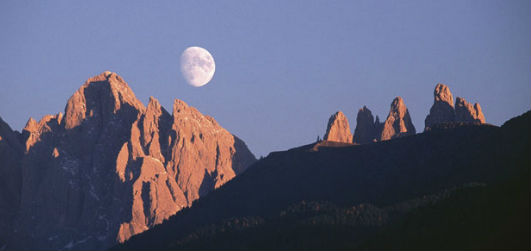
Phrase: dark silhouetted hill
[{"left": 115, "top": 111, "right": 530, "bottom": 250}]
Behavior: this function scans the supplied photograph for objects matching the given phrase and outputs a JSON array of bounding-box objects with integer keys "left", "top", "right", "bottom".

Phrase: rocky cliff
[
  {"left": 379, "top": 97, "right": 416, "bottom": 141},
  {"left": 425, "top": 83, "right": 486, "bottom": 130},
  {"left": 352, "top": 106, "right": 379, "bottom": 144},
  {"left": 6, "top": 72, "right": 255, "bottom": 250},
  {"left": 425, "top": 83, "right": 455, "bottom": 130},
  {"left": 323, "top": 111, "right": 352, "bottom": 143},
  {"left": 455, "top": 97, "right": 486, "bottom": 123}
]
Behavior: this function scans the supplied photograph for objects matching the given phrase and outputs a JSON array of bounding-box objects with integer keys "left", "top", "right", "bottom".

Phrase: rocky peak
[
  {"left": 22, "top": 114, "right": 63, "bottom": 152},
  {"left": 10, "top": 72, "right": 256, "bottom": 250},
  {"left": 323, "top": 111, "right": 352, "bottom": 143},
  {"left": 388, "top": 97, "right": 407, "bottom": 118},
  {"left": 434, "top": 83, "right": 454, "bottom": 106},
  {"left": 144, "top": 96, "right": 171, "bottom": 138},
  {"left": 455, "top": 97, "right": 486, "bottom": 123},
  {"left": 353, "top": 106, "right": 378, "bottom": 144},
  {"left": 139, "top": 96, "right": 172, "bottom": 162},
  {"left": 172, "top": 99, "right": 216, "bottom": 131},
  {"left": 64, "top": 71, "right": 145, "bottom": 130},
  {"left": 425, "top": 83, "right": 456, "bottom": 130},
  {"left": 173, "top": 99, "right": 193, "bottom": 116},
  {"left": 380, "top": 97, "right": 416, "bottom": 141},
  {"left": 23, "top": 117, "right": 38, "bottom": 133},
  {"left": 425, "top": 84, "right": 486, "bottom": 130}
]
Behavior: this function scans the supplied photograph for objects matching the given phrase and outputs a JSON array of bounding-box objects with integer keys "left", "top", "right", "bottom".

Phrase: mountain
[
  {"left": 1, "top": 72, "right": 256, "bottom": 250},
  {"left": 425, "top": 83, "right": 486, "bottom": 130},
  {"left": 324, "top": 96, "right": 415, "bottom": 145},
  {"left": 115, "top": 111, "right": 530, "bottom": 250},
  {"left": 455, "top": 97, "right": 486, "bottom": 123},
  {"left": 379, "top": 97, "right": 416, "bottom": 141},
  {"left": 352, "top": 106, "right": 379, "bottom": 144},
  {"left": 323, "top": 111, "right": 352, "bottom": 143}
]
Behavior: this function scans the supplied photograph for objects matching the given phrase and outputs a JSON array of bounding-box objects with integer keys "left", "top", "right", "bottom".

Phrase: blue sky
[{"left": 1, "top": 0, "right": 529, "bottom": 157}]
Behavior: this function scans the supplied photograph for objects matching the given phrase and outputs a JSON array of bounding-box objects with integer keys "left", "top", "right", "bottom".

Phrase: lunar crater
[{"left": 180, "top": 46, "right": 216, "bottom": 87}]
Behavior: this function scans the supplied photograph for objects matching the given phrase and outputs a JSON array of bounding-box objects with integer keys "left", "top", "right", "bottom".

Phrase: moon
[{"left": 180, "top": 46, "right": 216, "bottom": 87}]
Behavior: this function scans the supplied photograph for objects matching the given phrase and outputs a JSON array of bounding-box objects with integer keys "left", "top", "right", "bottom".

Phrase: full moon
[{"left": 180, "top": 46, "right": 216, "bottom": 87}]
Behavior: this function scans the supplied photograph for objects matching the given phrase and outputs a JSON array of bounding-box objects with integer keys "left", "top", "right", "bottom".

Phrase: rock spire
[
  {"left": 323, "top": 111, "right": 352, "bottom": 143},
  {"left": 425, "top": 83, "right": 486, "bottom": 130},
  {"left": 379, "top": 97, "right": 416, "bottom": 141}
]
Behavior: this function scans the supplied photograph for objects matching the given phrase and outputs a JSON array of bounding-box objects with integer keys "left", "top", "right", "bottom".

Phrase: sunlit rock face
[
  {"left": 425, "top": 83, "right": 486, "bottom": 130},
  {"left": 9, "top": 72, "right": 255, "bottom": 250},
  {"left": 379, "top": 97, "right": 416, "bottom": 141},
  {"left": 455, "top": 97, "right": 486, "bottom": 124},
  {"left": 324, "top": 111, "right": 353, "bottom": 143}
]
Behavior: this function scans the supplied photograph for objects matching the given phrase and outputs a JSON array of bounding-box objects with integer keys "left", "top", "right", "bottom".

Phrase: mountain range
[
  {"left": 0, "top": 72, "right": 528, "bottom": 250},
  {"left": 115, "top": 110, "right": 529, "bottom": 250},
  {"left": 0, "top": 72, "right": 256, "bottom": 250}
]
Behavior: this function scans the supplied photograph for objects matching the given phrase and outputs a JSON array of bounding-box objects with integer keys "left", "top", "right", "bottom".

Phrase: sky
[{"left": 0, "top": 0, "right": 530, "bottom": 157}]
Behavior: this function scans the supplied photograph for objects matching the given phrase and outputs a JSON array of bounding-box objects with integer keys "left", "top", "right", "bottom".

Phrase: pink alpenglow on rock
[
  {"left": 324, "top": 111, "right": 353, "bottom": 143},
  {"left": 455, "top": 97, "right": 486, "bottom": 124},
  {"left": 11, "top": 72, "right": 256, "bottom": 250},
  {"left": 425, "top": 83, "right": 486, "bottom": 130},
  {"left": 380, "top": 97, "right": 416, "bottom": 141}
]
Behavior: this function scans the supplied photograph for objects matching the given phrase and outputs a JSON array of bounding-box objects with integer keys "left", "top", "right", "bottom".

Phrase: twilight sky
[{"left": 1, "top": 0, "right": 529, "bottom": 157}]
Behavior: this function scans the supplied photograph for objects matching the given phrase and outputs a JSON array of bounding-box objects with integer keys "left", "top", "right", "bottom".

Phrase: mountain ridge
[{"left": 0, "top": 72, "right": 256, "bottom": 250}]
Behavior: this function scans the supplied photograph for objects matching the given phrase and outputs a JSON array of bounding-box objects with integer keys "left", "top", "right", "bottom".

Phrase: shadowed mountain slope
[{"left": 0, "top": 116, "right": 24, "bottom": 245}]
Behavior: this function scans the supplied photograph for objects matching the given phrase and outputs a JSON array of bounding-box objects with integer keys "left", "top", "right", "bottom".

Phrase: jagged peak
[
  {"left": 172, "top": 99, "right": 221, "bottom": 128},
  {"left": 148, "top": 96, "right": 160, "bottom": 107},
  {"left": 146, "top": 96, "right": 163, "bottom": 115},
  {"left": 355, "top": 106, "right": 376, "bottom": 128},
  {"left": 324, "top": 110, "right": 352, "bottom": 143},
  {"left": 359, "top": 105, "right": 371, "bottom": 114},
  {"left": 455, "top": 96, "right": 482, "bottom": 108},
  {"left": 172, "top": 99, "right": 201, "bottom": 118},
  {"left": 392, "top": 96, "right": 404, "bottom": 105},
  {"left": 357, "top": 106, "right": 373, "bottom": 118},
  {"left": 23, "top": 117, "right": 38, "bottom": 132},
  {"left": 455, "top": 96, "right": 486, "bottom": 123},
  {"left": 326, "top": 111, "right": 349, "bottom": 127},
  {"left": 380, "top": 96, "right": 416, "bottom": 141},
  {"left": 353, "top": 106, "right": 378, "bottom": 144},
  {"left": 23, "top": 114, "right": 63, "bottom": 133},
  {"left": 64, "top": 72, "right": 145, "bottom": 129},
  {"left": 85, "top": 71, "right": 143, "bottom": 109},
  {"left": 172, "top": 99, "right": 190, "bottom": 113},
  {"left": 390, "top": 96, "right": 407, "bottom": 117},
  {"left": 434, "top": 83, "right": 454, "bottom": 107}
]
